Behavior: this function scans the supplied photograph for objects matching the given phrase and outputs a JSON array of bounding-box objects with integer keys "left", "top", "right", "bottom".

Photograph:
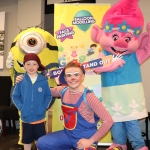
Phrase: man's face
[{"left": 64, "top": 67, "right": 84, "bottom": 91}]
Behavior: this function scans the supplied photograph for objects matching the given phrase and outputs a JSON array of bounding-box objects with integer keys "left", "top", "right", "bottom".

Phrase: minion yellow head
[{"left": 9, "top": 27, "right": 58, "bottom": 86}]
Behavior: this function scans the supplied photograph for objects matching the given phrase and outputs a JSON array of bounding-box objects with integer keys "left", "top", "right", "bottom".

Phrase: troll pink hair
[{"left": 102, "top": 0, "right": 144, "bottom": 32}]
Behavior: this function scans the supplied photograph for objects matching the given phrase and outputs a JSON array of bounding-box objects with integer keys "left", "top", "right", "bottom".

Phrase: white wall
[
  {"left": 96, "top": 0, "right": 150, "bottom": 138},
  {"left": 17, "top": 0, "right": 45, "bottom": 32},
  {"left": 0, "top": 0, "right": 18, "bottom": 76}
]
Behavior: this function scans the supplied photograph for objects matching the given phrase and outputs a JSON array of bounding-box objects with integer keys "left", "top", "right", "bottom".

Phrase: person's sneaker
[
  {"left": 107, "top": 143, "right": 127, "bottom": 150},
  {"left": 107, "top": 146, "right": 123, "bottom": 150},
  {"left": 84, "top": 145, "right": 97, "bottom": 150}
]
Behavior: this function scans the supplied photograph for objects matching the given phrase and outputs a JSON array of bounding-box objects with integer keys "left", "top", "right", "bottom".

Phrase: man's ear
[{"left": 82, "top": 74, "right": 85, "bottom": 81}]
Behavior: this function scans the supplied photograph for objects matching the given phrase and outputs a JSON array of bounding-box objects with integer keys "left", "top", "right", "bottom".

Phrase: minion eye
[
  {"left": 17, "top": 32, "right": 46, "bottom": 54},
  {"left": 27, "top": 38, "right": 38, "bottom": 46}
]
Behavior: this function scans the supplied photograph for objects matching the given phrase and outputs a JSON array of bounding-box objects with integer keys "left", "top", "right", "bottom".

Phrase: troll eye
[
  {"left": 17, "top": 32, "right": 46, "bottom": 54},
  {"left": 112, "top": 34, "right": 119, "bottom": 41},
  {"left": 124, "top": 37, "right": 131, "bottom": 43}
]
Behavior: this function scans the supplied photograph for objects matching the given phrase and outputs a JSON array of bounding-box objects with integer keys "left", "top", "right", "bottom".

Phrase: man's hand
[
  {"left": 15, "top": 74, "right": 24, "bottom": 84},
  {"left": 77, "top": 138, "right": 94, "bottom": 149}
]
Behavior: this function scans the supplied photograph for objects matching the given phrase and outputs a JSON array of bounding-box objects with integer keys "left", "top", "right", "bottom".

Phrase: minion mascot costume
[
  {"left": 6, "top": 27, "right": 58, "bottom": 147},
  {"left": 91, "top": 0, "right": 150, "bottom": 150}
]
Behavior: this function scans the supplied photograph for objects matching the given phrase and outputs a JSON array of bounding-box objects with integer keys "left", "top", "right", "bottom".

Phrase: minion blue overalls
[{"left": 36, "top": 88, "right": 98, "bottom": 150}]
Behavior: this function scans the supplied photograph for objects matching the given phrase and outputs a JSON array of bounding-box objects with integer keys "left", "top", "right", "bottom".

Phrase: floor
[{"left": 0, "top": 128, "right": 149, "bottom": 150}]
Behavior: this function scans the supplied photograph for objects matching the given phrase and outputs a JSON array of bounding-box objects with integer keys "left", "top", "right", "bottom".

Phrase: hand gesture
[
  {"left": 15, "top": 74, "right": 24, "bottom": 84},
  {"left": 112, "top": 54, "right": 123, "bottom": 62},
  {"left": 146, "top": 22, "right": 150, "bottom": 49},
  {"left": 77, "top": 138, "right": 94, "bottom": 149},
  {"left": 6, "top": 52, "right": 14, "bottom": 68},
  {"left": 146, "top": 22, "right": 150, "bottom": 33}
]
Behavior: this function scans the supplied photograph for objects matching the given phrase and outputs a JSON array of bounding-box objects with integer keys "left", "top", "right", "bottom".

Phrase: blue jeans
[{"left": 111, "top": 120, "right": 145, "bottom": 150}]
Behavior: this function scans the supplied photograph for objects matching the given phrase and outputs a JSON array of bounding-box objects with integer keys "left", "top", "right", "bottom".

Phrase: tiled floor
[{"left": 0, "top": 128, "right": 149, "bottom": 150}]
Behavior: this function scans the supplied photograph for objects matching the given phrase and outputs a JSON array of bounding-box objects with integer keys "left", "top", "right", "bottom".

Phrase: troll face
[
  {"left": 98, "top": 28, "right": 140, "bottom": 55},
  {"left": 91, "top": 0, "right": 145, "bottom": 56}
]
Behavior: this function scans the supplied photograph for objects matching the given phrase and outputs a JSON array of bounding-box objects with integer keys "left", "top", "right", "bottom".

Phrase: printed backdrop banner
[
  {"left": 49, "top": 55, "right": 112, "bottom": 78},
  {"left": 53, "top": 3, "right": 111, "bottom": 145},
  {"left": 0, "top": 12, "right": 5, "bottom": 69}
]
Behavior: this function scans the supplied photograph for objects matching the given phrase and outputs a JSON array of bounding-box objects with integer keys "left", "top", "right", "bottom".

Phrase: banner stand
[{"left": 53, "top": 3, "right": 112, "bottom": 145}]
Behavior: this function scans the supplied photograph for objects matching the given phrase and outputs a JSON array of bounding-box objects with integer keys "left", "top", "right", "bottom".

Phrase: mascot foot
[
  {"left": 139, "top": 146, "right": 148, "bottom": 150},
  {"left": 106, "top": 143, "right": 127, "bottom": 150},
  {"left": 107, "top": 147, "right": 123, "bottom": 150}
]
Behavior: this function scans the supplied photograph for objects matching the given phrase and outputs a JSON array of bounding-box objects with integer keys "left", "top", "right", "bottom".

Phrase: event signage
[
  {"left": 49, "top": 55, "right": 112, "bottom": 78},
  {"left": 53, "top": 3, "right": 112, "bottom": 145}
]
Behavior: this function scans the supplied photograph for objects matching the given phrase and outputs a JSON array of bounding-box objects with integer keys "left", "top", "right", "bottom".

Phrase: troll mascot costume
[
  {"left": 6, "top": 27, "right": 58, "bottom": 145},
  {"left": 91, "top": 0, "right": 149, "bottom": 150}
]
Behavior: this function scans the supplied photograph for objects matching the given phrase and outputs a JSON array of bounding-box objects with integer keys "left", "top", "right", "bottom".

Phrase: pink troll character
[{"left": 91, "top": 0, "right": 150, "bottom": 150}]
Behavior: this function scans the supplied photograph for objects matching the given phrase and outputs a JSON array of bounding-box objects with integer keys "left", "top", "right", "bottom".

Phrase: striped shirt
[{"left": 51, "top": 86, "right": 113, "bottom": 142}]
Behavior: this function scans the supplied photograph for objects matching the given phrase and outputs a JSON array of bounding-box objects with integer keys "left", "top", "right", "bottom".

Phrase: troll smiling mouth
[{"left": 111, "top": 47, "right": 127, "bottom": 54}]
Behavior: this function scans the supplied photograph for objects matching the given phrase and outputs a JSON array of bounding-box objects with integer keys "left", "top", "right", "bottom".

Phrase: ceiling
[{"left": 45, "top": 0, "right": 96, "bottom": 14}]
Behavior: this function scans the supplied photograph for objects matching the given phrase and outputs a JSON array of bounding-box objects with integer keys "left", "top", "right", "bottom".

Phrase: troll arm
[
  {"left": 93, "top": 52, "right": 125, "bottom": 74},
  {"left": 137, "top": 22, "right": 150, "bottom": 64}
]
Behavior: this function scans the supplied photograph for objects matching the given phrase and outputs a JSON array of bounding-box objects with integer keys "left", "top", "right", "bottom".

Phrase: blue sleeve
[
  {"left": 43, "top": 81, "right": 52, "bottom": 109},
  {"left": 12, "top": 83, "right": 23, "bottom": 111}
]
